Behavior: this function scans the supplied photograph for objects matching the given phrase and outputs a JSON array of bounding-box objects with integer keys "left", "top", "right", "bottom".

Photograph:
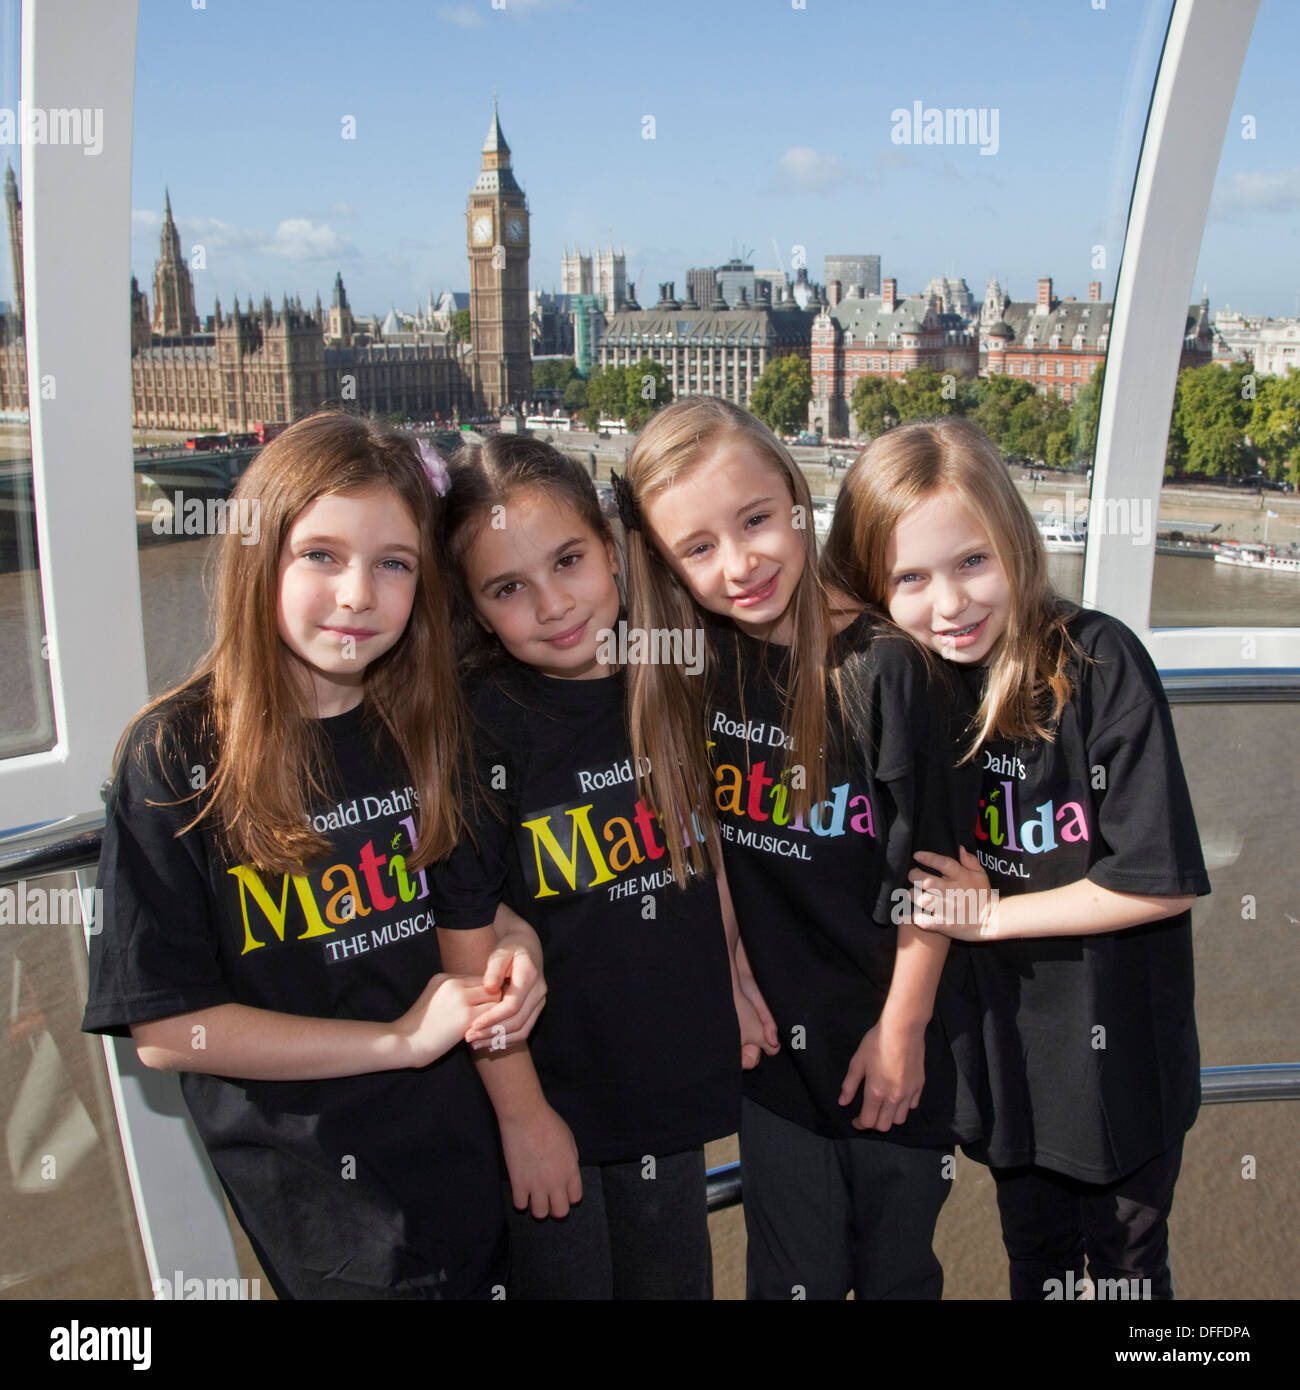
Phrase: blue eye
[
  {"left": 381, "top": 557, "right": 413, "bottom": 572},
  {"left": 962, "top": 553, "right": 987, "bottom": 569},
  {"left": 745, "top": 513, "right": 770, "bottom": 529}
]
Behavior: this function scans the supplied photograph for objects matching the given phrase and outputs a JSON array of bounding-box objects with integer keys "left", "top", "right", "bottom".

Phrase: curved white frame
[
  {"left": 1087, "top": 0, "right": 1286, "bottom": 672},
  {"left": 0, "top": 0, "right": 1283, "bottom": 1299},
  {"left": 0, "top": 0, "right": 149, "bottom": 824},
  {"left": 5, "top": 0, "right": 242, "bottom": 1294}
]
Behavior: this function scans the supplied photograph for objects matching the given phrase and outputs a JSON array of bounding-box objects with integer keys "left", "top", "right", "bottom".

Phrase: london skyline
[{"left": 12, "top": 1, "right": 1299, "bottom": 322}]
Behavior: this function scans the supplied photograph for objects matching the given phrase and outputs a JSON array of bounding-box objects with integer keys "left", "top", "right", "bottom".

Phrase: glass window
[
  {"left": 1153, "top": 0, "right": 1300, "bottom": 627},
  {"left": 0, "top": 0, "right": 56, "bottom": 760}
]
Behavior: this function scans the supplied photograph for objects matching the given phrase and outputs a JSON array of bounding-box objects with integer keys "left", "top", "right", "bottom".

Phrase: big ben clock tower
[{"left": 467, "top": 99, "right": 531, "bottom": 412}]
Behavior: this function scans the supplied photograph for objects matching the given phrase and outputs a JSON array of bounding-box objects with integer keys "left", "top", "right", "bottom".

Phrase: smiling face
[
  {"left": 461, "top": 487, "right": 621, "bottom": 680},
  {"left": 642, "top": 438, "right": 806, "bottom": 645},
  {"left": 276, "top": 486, "right": 421, "bottom": 716},
  {"left": 884, "top": 492, "right": 1013, "bottom": 665}
]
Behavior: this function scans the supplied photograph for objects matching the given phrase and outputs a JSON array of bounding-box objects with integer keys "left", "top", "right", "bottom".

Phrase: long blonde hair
[
  {"left": 624, "top": 398, "right": 836, "bottom": 844},
  {"left": 822, "top": 416, "right": 1077, "bottom": 759},
  {"left": 119, "top": 411, "right": 468, "bottom": 872}
]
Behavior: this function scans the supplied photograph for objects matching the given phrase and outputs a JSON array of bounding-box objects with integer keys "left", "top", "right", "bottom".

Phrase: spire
[
  {"left": 482, "top": 95, "right": 510, "bottom": 157},
  {"left": 163, "top": 187, "right": 173, "bottom": 225}
]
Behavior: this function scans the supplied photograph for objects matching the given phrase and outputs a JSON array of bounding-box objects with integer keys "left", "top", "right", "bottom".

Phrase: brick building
[{"left": 809, "top": 277, "right": 978, "bottom": 436}]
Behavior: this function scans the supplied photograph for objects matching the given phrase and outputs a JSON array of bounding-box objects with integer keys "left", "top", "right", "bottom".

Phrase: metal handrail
[
  {"left": 0, "top": 809, "right": 106, "bottom": 878},
  {"left": 1161, "top": 671, "right": 1300, "bottom": 703},
  {"left": 705, "top": 1064, "right": 1300, "bottom": 1211}
]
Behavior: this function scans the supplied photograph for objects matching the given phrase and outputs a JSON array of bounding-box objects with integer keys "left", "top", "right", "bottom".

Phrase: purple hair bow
[{"left": 418, "top": 440, "right": 451, "bottom": 497}]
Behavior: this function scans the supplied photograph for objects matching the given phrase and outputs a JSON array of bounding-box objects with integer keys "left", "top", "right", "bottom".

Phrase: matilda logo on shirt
[
  {"left": 517, "top": 756, "right": 707, "bottom": 904},
  {"left": 711, "top": 708, "right": 878, "bottom": 862},
  {"left": 227, "top": 790, "right": 434, "bottom": 960},
  {"left": 972, "top": 773, "right": 1090, "bottom": 881}
]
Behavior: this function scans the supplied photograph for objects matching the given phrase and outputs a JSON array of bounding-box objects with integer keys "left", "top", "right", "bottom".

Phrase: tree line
[{"left": 531, "top": 351, "right": 1300, "bottom": 485}]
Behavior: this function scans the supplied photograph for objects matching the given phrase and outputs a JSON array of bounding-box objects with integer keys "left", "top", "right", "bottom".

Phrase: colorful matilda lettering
[
  {"left": 519, "top": 794, "right": 706, "bottom": 902},
  {"left": 971, "top": 748, "right": 1091, "bottom": 883},
  {"left": 228, "top": 796, "right": 434, "bottom": 961},
  {"left": 709, "top": 708, "right": 879, "bottom": 863},
  {"left": 972, "top": 779, "right": 1089, "bottom": 854},
  {"left": 513, "top": 753, "right": 712, "bottom": 904}
]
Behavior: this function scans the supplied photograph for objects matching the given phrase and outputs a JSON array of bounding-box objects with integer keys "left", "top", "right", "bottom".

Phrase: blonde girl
[
  {"left": 622, "top": 398, "right": 981, "bottom": 1301},
  {"left": 826, "top": 416, "right": 1209, "bottom": 1299}
]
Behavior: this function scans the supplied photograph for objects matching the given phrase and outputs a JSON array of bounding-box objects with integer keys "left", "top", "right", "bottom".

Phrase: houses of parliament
[{"left": 0, "top": 105, "right": 532, "bottom": 430}]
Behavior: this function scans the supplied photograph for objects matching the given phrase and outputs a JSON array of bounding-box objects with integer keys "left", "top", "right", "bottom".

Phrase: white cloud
[
  {"left": 438, "top": 4, "right": 484, "bottom": 28},
  {"left": 262, "top": 218, "right": 353, "bottom": 260},
  {"left": 774, "top": 146, "right": 853, "bottom": 193},
  {"left": 1211, "top": 168, "right": 1300, "bottom": 218},
  {"left": 185, "top": 217, "right": 260, "bottom": 252}
]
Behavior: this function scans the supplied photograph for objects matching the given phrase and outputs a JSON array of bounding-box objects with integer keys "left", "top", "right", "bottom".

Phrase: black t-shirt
[
  {"left": 955, "top": 607, "right": 1211, "bottom": 1182},
  {"left": 430, "top": 662, "right": 740, "bottom": 1166},
  {"left": 707, "top": 614, "right": 983, "bottom": 1147},
  {"left": 82, "top": 689, "right": 505, "bottom": 1297}
]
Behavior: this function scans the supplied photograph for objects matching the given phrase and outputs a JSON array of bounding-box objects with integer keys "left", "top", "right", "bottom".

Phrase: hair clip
[
  {"left": 417, "top": 440, "right": 451, "bottom": 497},
  {"left": 610, "top": 470, "right": 641, "bottom": 532}
]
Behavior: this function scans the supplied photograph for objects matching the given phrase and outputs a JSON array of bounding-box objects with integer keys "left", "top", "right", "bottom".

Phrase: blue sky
[{"left": 60, "top": 0, "right": 1300, "bottom": 321}]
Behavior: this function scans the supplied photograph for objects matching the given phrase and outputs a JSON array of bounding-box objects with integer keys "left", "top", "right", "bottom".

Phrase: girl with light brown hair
[
  {"left": 623, "top": 397, "right": 981, "bottom": 1300},
  {"left": 84, "top": 410, "right": 541, "bottom": 1299},
  {"left": 827, "top": 415, "right": 1209, "bottom": 1300}
]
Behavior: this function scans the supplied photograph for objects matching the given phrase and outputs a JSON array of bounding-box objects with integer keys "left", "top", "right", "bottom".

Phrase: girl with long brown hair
[
  {"left": 430, "top": 434, "right": 763, "bottom": 1300},
  {"left": 83, "top": 411, "right": 541, "bottom": 1299},
  {"left": 827, "top": 416, "right": 1209, "bottom": 1300},
  {"left": 624, "top": 397, "right": 980, "bottom": 1300}
]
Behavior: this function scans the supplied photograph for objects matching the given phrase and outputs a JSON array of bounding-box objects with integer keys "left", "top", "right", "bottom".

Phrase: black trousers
[
  {"left": 740, "top": 1097, "right": 952, "bottom": 1301},
  {"left": 991, "top": 1140, "right": 1185, "bottom": 1300},
  {"left": 505, "top": 1147, "right": 712, "bottom": 1300}
]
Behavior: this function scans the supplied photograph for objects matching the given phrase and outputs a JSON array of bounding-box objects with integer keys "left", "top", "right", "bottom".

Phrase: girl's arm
[
  {"left": 438, "top": 924, "right": 583, "bottom": 1220},
  {"left": 838, "top": 919, "right": 949, "bottom": 1132},
  {"left": 909, "top": 847, "right": 1195, "bottom": 941},
  {"left": 716, "top": 862, "right": 779, "bottom": 1069},
  {"left": 131, "top": 973, "right": 499, "bottom": 1080}
]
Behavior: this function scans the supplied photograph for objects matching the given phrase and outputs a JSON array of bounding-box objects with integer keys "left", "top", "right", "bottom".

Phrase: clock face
[
  {"left": 506, "top": 217, "right": 524, "bottom": 243},
  {"left": 472, "top": 215, "right": 492, "bottom": 244}
]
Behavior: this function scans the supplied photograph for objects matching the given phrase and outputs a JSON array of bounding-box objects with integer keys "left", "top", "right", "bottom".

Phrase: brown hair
[
  {"left": 624, "top": 397, "right": 837, "bottom": 848},
  {"left": 440, "top": 434, "right": 614, "bottom": 670},
  {"left": 821, "top": 416, "right": 1078, "bottom": 758},
  {"left": 119, "top": 410, "right": 467, "bottom": 871}
]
